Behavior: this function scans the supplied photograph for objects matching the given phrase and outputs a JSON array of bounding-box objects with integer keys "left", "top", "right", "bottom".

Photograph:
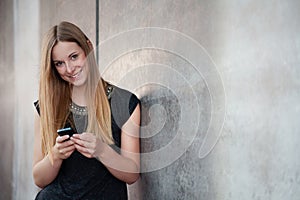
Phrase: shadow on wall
[{"left": 101, "top": 36, "right": 217, "bottom": 198}]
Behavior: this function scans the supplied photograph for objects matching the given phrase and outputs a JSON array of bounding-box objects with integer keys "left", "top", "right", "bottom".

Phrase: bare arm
[
  {"left": 32, "top": 111, "right": 75, "bottom": 188},
  {"left": 97, "top": 104, "right": 140, "bottom": 184},
  {"left": 72, "top": 104, "right": 141, "bottom": 184}
]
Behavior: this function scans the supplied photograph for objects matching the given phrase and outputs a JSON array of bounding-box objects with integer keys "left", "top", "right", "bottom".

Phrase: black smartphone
[{"left": 57, "top": 127, "right": 74, "bottom": 137}]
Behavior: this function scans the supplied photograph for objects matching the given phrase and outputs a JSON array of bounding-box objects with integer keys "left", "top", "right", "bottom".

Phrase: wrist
[
  {"left": 48, "top": 148, "right": 62, "bottom": 168},
  {"left": 95, "top": 140, "right": 107, "bottom": 160}
]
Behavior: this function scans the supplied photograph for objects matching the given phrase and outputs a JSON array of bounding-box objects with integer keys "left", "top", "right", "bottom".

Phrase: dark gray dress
[{"left": 34, "top": 85, "right": 140, "bottom": 200}]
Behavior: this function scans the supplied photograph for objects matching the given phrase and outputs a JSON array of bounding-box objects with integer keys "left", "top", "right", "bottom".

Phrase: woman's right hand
[
  {"left": 33, "top": 111, "right": 76, "bottom": 188},
  {"left": 33, "top": 135, "right": 75, "bottom": 188},
  {"left": 51, "top": 135, "right": 75, "bottom": 161}
]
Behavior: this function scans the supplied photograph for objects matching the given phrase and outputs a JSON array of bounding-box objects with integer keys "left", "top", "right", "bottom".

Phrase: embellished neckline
[
  {"left": 70, "top": 102, "right": 88, "bottom": 115},
  {"left": 69, "top": 84, "right": 114, "bottom": 115},
  {"left": 106, "top": 84, "right": 114, "bottom": 99}
]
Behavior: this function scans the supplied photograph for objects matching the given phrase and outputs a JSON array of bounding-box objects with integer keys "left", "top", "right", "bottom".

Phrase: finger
[
  {"left": 74, "top": 144, "right": 89, "bottom": 154},
  {"left": 59, "top": 145, "right": 75, "bottom": 157},
  {"left": 71, "top": 134, "right": 92, "bottom": 144},
  {"left": 71, "top": 134, "right": 91, "bottom": 142},
  {"left": 64, "top": 139, "right": 75, "bottom": 147},
  {"left": 75, "top": 144, "right": 93, "bottom": 158},
  {"left": 71, "top": 134, "right": 81, "bottom": 139},
  {"left": 63, "top": 144, "right": 76, "bottom": 153},
  {"left": 57, "top": 139, "right": 74, "bottom": 150},
  {"left": 70, "top": 137, "right": 84, "bottom": 146},
  {"left": 72, "top": 137, "right": 96, "bottom": 150},
  {"left": 56, "top": 135, "right": 70, "bottom": 143},
  {"left": 64, "top": 149, "right": 75, "bottom": 158},
  {"left": 77, "top": 132, "right": 95, "bottom": 142}
]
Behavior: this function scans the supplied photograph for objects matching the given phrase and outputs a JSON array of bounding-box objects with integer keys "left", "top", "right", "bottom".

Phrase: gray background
[{"left": 1, "top": 0, "right": 299, "bottom": 199}]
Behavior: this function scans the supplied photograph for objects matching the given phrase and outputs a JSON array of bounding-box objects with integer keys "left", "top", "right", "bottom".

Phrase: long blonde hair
[{"left": 39, "top": 21, "right": 113, "bottom": 156}]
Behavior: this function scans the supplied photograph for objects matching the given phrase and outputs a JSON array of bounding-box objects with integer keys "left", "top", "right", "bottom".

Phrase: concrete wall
[
  {"left": 0, "top": 0, "right": 299, "bottom": 199},
  {"left": 99, "top": 0, "right": 300, "bottom": 199},
  {"left": 11, "top": 0, "right": 40, "bottom": 199},
  {"left": 11, "top": 1, "right": 97, "bottom": 199},
  {"left": 39, "top": 0, "right": 96, "bottom": 46},
  {"left": 0, "top": 0, "right": 14, "bottom": 199}
]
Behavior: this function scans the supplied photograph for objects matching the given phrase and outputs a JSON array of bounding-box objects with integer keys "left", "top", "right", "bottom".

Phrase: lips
[{"left": 68, "top": 69, "right": 83, "bottom": 79}]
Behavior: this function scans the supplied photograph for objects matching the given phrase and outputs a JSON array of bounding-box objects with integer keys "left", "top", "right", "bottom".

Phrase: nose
[{"left": 65, "top": 61, "right": 75, "bottom": 73}]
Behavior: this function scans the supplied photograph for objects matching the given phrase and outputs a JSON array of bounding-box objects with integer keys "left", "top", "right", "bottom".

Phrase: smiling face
[{"left": 52, "top": 41, "right": 88, "bottom": 88}]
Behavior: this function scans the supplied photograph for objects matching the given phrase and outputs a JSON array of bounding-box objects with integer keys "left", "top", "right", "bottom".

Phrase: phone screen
[{"left": 57, "top": 127, "right": 74, "bottom": 137}]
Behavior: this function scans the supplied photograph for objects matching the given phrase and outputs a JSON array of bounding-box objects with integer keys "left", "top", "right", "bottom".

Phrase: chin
[{"left": 72, "top": 80, "right": 87, "bottom": 88}]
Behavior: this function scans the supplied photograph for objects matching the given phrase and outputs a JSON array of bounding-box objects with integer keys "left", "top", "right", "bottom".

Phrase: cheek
[
  {"left": 78, "top": 54, "right": 88, "bottom": 66},
  {"left": 55, "top": 67, "right": 66, "bottom": 77},
  {"left": 78, "top": 59, "right": 87, "bottom": 68}
]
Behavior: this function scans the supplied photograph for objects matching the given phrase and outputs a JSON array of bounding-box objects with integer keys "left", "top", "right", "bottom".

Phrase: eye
[
  {"left": 71, "top": 54, "right": 78, "bottom": 60},
  {"left": 54, "top": 61, "right": 63, "bottom": 67}
]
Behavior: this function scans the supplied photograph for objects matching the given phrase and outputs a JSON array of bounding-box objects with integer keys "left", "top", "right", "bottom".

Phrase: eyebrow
[
  {"left": 52, "top": 51, "right": 78, "bottom": 62},
  {"left": 68, "top": 51, "right": 78, "bottom": 58}
]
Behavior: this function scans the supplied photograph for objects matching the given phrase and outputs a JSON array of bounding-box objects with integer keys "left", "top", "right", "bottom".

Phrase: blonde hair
[{"left": 39, "top": 21, "right": 113, "bottom": 156}]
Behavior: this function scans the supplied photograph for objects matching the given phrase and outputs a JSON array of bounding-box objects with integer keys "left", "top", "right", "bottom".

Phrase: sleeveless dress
[{"left": 34, "top": 85, "right": 140, "bottom": 200}]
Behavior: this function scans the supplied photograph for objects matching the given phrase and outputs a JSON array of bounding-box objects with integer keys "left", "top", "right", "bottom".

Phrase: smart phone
[{"left": 57, "top": 127, "right": 74, "bottom": 137}]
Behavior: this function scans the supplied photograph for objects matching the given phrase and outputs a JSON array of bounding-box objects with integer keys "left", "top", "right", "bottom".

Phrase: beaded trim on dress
[
  {"left": 70, "top": 84, "right": 114, "bottom": 115},
  {"left": 70, "top": 102, "right": 88, "bottom": 115},
  {"left": 106, "top": 84, "right": 114, "bottom": 100}
]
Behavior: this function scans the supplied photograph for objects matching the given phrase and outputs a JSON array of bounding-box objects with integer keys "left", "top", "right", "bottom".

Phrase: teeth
[{"left": 70, "top": 69, "right": 82, "bottom": 78}]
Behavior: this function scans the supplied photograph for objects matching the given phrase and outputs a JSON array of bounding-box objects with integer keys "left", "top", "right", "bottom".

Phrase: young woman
[{"left": 33, "top": 21, "right": 140, "bottom": 199}]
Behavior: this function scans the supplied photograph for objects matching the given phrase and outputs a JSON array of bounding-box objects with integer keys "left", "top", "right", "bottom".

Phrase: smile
[{"left": 69, "top": 69, "right": 83, "bottom": 79}]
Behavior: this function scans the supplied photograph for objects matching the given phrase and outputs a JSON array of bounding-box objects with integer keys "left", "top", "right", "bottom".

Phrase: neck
[{"left": 71, "top": 85, "right": 87, "bottom": 106}]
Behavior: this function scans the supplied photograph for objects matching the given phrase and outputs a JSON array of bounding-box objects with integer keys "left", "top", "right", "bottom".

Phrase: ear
[{"left": 87, "top": 40, "right": 93, "bottom": 49}]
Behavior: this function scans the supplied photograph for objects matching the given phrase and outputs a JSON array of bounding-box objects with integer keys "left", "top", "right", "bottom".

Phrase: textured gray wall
[
  {"left": 99, "top": 0, "right": 300, "bottom": 200},
  {"left": 39, "top": 0, "right": 96, "bottom": 46},
  {"left": 1, "top": 0, "right": 300, "bottom": 199},
  {"left": 1, "top": 0, "right": 97, "bottom": 199},
  {"left": 0, "top": 0, "right": 14, "bottom": 199},
  {"left": 11, "top": 0, "right": 40, "bottom": 199}
]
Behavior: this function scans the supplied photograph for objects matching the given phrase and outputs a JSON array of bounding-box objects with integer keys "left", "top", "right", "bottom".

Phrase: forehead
[{"left": 51, "top": 41, "right": 83, "bottom": 60}]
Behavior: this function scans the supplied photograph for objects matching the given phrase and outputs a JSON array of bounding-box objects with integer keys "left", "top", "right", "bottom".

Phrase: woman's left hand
[{"left": 71, "top": 133, "right": 103, "bottom": 158}]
